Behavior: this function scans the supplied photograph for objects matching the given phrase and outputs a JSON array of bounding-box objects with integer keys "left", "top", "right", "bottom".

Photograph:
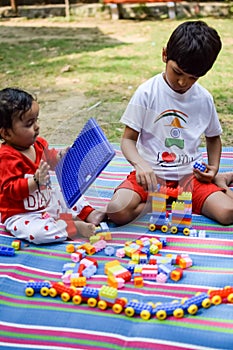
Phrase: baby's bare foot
[
  {"left": 86, "top": 209, "right": 107, "bottom": 226},
  {"left": 74, "top": 221, "right": 96, "bottom": 238}
]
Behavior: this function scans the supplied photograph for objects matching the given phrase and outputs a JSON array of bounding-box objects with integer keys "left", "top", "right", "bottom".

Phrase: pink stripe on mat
[{"left": 0, "top": 323, "right": 194, "bottom": 350}]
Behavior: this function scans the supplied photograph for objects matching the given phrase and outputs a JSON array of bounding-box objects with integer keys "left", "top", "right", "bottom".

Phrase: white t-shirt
[{"left": 121, "top": 73, "right": 222, "bottom": 181}]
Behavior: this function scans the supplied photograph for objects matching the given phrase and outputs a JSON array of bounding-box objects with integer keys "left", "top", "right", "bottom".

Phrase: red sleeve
[{"left": 0, "top": 152, "right": 30, "bottom": 200}]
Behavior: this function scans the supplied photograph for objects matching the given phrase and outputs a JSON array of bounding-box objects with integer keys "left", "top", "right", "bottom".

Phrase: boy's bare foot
[
  {"left": 74, "top": 221, "right": 96, "bottom": 238},
  {"left": 214, "top": 172, "right": 233, "bottom": 189},
  {"left": 86, "top": 209, "right": 107, "bottom": 226}
]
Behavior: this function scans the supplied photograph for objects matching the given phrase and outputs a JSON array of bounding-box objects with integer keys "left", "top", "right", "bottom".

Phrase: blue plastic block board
[{"left": 55, "top": 118, "right": 115, "bottom": 208}]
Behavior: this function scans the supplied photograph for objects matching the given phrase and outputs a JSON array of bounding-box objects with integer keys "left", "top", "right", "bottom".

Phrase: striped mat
[{"left": 0, "top": 146, "right": 233, "bottom": 350}]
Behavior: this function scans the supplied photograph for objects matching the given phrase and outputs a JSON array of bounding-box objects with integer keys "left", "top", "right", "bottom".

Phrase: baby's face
[{"left": 7, "top": 101, "right": 40, "bottom": 150}]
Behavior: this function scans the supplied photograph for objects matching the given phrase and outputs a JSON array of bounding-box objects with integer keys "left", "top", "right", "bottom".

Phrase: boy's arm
[
  {"left": 121, "top": 126, "right": 157, "bottom": 191},
  {"left": 193, "top": 135, "right": 221, "bottom": 183}
]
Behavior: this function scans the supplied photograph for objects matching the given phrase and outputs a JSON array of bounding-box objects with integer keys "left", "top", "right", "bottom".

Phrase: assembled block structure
[{"left": 149, "top": 186, "right": 192, "bottom": 235}]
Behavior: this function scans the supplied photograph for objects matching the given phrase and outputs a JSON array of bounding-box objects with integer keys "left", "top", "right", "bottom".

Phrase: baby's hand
[
  {"left": 57, "top": 146, "right": 70, "bottom": 161},
  {"left": 35, "top": 160, "right": 50, "bottom": 186}
]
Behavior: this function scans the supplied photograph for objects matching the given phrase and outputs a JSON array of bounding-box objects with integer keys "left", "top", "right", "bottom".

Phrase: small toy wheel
[
  {"left": 227, "top": 293, "right": 233, "bottom": 303},
  {"left": 171, "top": 226, "right": 178, "bottom": 234},
  {"left": 140, "top": 310, "right": 151, "bottom": 320},
  {"left": 61, "top": 292, "right": 70, "bottom": 302},
  {"left": 25, "top": 287, "right": 34, "bottom": 297},
  {"left": 40, "top": 286, "right": 50, "bottom": 297},
  {"left": 202, "top": 298, "right": 211, "bottom": 308},
  {"left": 49, "top": 288, "right": 57, "bottom": 298},
  {"left": 156, "top": 310, "right": 167, "bottom": 320},
  {"left": 211, "top": 295, "right": 222, "bottom": 305},
  {"left": 72, "top": 295, "right": 82, "bottom": 304},
  {"left": 125, "top": 307, "right": 135, "bottom": 317},
  {"left": 187, "top": 304, "right": 198, "bottom": 315},
  {"left": 98, "top": 300, "right": 107, "bottom": 310},
  {"left": 112, "top": 303, "right": 123, "bottom": 314},
  {"left": 161, "top": 225, "right": 168, "bottom": 233},
  {"left": 149, "top": 224, "right": 156, "bottom": 232},
  {"left": 183, "top": 228, "right": 190, "bottom": 236},
  {"left": 88, "top": 297, "right": 97, "bottom": 307},
  {"left": 173, "top": 308, "right": 184, "bottom": 318}
]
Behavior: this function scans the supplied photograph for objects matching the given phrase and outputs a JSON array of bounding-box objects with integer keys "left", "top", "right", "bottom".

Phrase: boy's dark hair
[
  {"left": 0, "top": 88, "right": 35, "bottom": 137},
  {"left": 166, "top": 21, "right": 222, "bottom": 77}
]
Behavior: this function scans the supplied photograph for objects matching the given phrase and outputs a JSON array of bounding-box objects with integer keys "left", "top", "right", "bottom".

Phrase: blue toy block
[
  {"left": 81, "top": 286, "right": 99, "bottom": 299},
  {"left": 0, "top": 245, "right": 15, "bottom": 256},
  {"left": 193, "top": 161, "right": 207, "bottom": 173},
  {"left": 55, "top": 118, "right": 115, "bottom": 208}
]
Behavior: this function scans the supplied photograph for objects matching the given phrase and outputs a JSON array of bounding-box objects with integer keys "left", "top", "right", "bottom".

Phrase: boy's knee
[{"left": 217, "top": 209, "right": 233, "bottom": 225}]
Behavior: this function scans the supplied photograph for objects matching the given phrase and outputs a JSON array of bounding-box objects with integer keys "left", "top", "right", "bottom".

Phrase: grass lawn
[{"left": 0, "top": 17, "right": 232, "bottom": 145}]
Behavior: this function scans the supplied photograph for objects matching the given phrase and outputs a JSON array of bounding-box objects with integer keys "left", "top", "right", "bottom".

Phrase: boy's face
[{"left": 162, "top": 48, "right": 199, "bottom": 94}]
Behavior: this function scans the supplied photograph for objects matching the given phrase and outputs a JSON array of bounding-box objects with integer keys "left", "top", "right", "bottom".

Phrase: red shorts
[{"left": 116, "top": 171, "right": 224, "bottom": 215}]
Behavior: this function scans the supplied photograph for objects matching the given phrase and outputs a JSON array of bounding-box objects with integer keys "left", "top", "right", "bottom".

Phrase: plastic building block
[
  {"left": 70, "top": 276, "right": 86, "bottom": 287},
  {"left": 55, "top": 118, "right": 115, "bottom": 208},
  {"left": 0, "top": 245, "right": 15, "bottom": 256},
  {"left": 170, "top": 268, "right": 183, "bottom": 281},
  {"left": 66, "top": 244, "right": 75, "bottom": 253},
  {"left": 104, "top": 246, "right": 115, "bottom": 256},
  {"left": 125, "top": 300, "right": 154, "bottom": 320},
  {"left": 208, "top": 286, "right": 233, "bottom": 305},
  {"left": 25, "top": 280, "right": 52, "bottom": 297},
  {"left": 11, "top": 240, "right": 21, "bottom": 250},
  {"left": 193, "top": 161, "right": 207, "bottom": 173}
]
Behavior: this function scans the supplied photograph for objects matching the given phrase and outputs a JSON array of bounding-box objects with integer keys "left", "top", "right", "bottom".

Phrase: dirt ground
[{"left": 0, "top": 17, "right": 148, "bottom": 144}]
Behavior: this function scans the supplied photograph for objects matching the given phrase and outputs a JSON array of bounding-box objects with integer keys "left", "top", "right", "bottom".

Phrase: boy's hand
[
  {"left": 135, "top": 163, "right": 157, "bottom": 192},
  {"left": 193, "top": 162, "right": 216, "bottom": 183}
]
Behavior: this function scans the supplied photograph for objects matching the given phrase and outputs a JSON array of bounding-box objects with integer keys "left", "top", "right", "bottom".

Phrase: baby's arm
[
  {"left": 193, "top": 136, "right": 221, "bottom": 183},
  {"left": 121, "top": 126, "right": 157, "bottom": 191}
]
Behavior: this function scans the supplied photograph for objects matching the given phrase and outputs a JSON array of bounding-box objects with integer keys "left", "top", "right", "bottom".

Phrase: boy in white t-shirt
[{"left": 107, "top": 20, "right": 233, "bottom": 226}]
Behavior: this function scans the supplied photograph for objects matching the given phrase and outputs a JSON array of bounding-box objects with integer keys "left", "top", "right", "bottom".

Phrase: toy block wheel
[
  {"left": 187, "top": 304, "right": 198, "bottom": 315},
  {"left": 173, "top": 308, "right": 184, "bottom": 318},
  {"left": 125, "top": 306, "right": 135, "bottom": 317},
  {"left": 171, "top": 226, "right": 178, "bottom": 234},
  {"left": 61, "top": 292, "right": 71, "bottom": 302},
  {"left": 161, "top": 225, "right": 168, "bottom": 233},
  {"left": 98, "top": 300, "right": 107, "bottom": 310},
  {"left": 87, "top": 297, "right": 97, "bottom": 308},
  {"left": 202, "top": 298, "right": 211, "bottom": 308},
  {"left": 40, "top": 286, "right": 50, "bottom": 297},
  {"left": 72, "top": 295, "right": 82, "bottom": 305},
  {"left": 140, "top": 310, "right": 151, "bottom": 320},
  {"left": 112, "top": 303, "right": 123, "bottom": 314},
  {"left": 156, "top": 310, "right": 167, "bottom": 320},
  {"left": 183, "top": 228, "right": 190, "bottom": 236},
  {"left": 25, "top": 287, "right": 34, "bottom": 297},
  {"left": 227, "top": 293, "right": 233, "bottom": 303},
  {"left": 49, "top": 288, "right": 58, "bottom": 298},
  {"left": 149, "top": 224, "right": 156, "bottom": 231},
  {"left": 211, "top": 295, "right": 222, "bottom": 305}
]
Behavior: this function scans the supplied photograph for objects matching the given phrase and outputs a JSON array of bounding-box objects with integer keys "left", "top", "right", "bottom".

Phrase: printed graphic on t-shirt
[
  {"left": 154, "top": 109, "right": 194, "bottom": 167},
  {"left": 24, "top": 174, "right": 52, "bottom": 210}
]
